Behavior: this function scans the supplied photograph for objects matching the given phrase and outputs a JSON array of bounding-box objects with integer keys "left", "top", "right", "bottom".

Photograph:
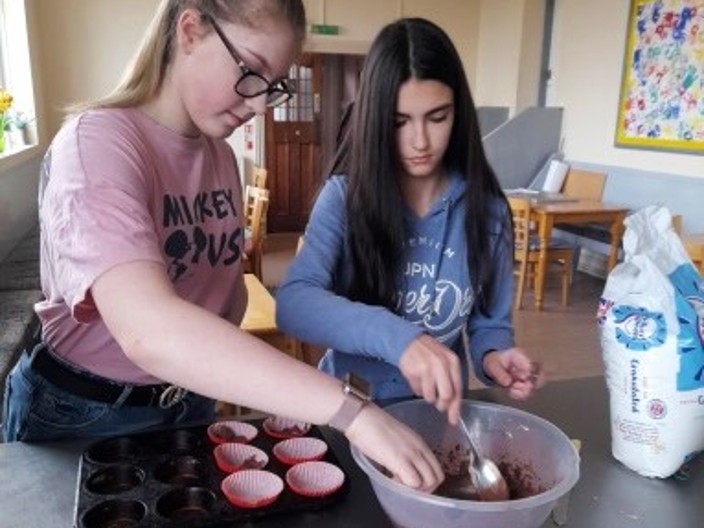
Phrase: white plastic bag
[{"left": 598, "top": 205, "right": 704, "bottom": 478}]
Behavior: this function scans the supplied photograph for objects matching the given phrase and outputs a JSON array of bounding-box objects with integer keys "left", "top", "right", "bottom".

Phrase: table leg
[
  {"left": 607, "top": 212, "right": 626, "bottom": 271},
  {"left": 534, "top": 214, "right": 553, "bottom": 310}
]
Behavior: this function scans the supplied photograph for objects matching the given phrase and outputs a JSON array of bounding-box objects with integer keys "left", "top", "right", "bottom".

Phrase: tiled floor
[{"left": 261, "top": 232, "right": 607, "bottom": 385}]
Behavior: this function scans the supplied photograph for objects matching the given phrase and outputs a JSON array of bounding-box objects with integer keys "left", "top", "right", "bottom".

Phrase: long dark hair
[{"left": 328, "top": 18, "right": 507, "bottom": 311}]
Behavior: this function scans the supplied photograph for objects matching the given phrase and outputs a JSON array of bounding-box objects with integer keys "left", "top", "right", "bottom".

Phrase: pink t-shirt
[{"left": 36, "top": 108, "right": 247, "bottom": 384}]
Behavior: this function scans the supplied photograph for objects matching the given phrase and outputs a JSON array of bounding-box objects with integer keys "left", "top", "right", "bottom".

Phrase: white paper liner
[
  {"left": 263, "top": 416, "right": 311, "bottom": 439},
  {"left": 214, "top": 443, "right": 268, "bottom": 473},
  {"left": 273, "top": 437, "right": 328, "bottom": 465},
  {"left": 221, "top": 470, "right": 283, "bottom": 508},
  {"left": 207, "top": 421, "right": 258, "bottom": 445},
  {"left": 286, "top": 461, "right": 345, "bottom": 497}
]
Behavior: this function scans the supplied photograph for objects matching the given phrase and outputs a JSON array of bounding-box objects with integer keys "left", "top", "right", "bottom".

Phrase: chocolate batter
[{"left": 433, "top": 444, "right": 545, "bottom": 501}]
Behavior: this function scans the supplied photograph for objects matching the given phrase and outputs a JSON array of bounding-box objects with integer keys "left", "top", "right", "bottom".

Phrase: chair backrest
[
  {"left": 508, "top": 195, "right": 574, "bottom": 309},
  {"left": 252, "top": 166, "right": 268, "bottom": 189},
  {"left": 508, "top": 196, "right": 531, "bottom": 259},
  {"left": 561, "top": 169, "right": 606, "bottom": 201},
  {"left": 244, "top": 185, "right": 270, "bottom": 245}
]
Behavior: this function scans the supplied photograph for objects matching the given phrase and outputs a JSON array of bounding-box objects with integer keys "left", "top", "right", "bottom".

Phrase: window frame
[{"left": 0, "top": 0, "right": 39, "bottom": 162}]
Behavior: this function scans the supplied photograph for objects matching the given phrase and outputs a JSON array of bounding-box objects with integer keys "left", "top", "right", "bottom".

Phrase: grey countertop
[{"left": 0, "top": 376, "right": 701, "bottom": 527}]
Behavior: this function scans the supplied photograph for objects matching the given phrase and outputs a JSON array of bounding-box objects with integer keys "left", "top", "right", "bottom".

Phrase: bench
[{"left": 0, "top": 225, "right": 42, "bottom": 399}]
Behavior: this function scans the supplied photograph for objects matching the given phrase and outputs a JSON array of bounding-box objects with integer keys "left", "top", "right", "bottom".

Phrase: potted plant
[
  {"left": 0, "top": 87, "right": 13, "bottom": 153},
  {"left": 11, "top": 110, "right": 36, "bottom": 146},
  {"left": 3, "top": 110, "right": 26, "bottom": 148}
]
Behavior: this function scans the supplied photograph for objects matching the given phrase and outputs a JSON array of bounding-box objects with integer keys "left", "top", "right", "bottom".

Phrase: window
[
  {"left": 0, "top": 1, "right": 10, "bottom": 94},
  {"left": 273, "top": 64, "right": 315, "bottom": 123},
  {"left": 0, "top": 3, "right": 7, "bottom": 86},
  {"left": 0, "top": 0, "right": 37, "bottom": 156}
]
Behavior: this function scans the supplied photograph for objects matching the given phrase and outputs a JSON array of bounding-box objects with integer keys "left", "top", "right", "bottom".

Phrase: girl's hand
[
  {"left": 483, "top": 348, "right": 544, "bottom": 400},
  {"left": 345, "top": 403, "right": 444, "bottom": 492},
  {"left": 398, "top": 334, "right": 463, "bottom": 425}
]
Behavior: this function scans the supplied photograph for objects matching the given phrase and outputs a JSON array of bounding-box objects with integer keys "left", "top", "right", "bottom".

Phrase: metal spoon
[{"left": 458, "top": 416, "right": 510, "bottom": 502}]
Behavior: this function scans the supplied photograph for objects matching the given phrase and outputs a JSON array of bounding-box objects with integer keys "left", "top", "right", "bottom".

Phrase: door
[{"left": 265, "top": 54, "right": 322, "bottom": 233}]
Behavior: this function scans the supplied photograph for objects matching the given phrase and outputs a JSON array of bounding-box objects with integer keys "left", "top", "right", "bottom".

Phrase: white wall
[
  {"left": 22, "top": 0, "right": 704, "bottom": 179},
  {"left": 31, "top": 0, "right": 251, "bottom": 177},
  {"left": 552, "top": 0, "right": 702, "bottom": 179},
  {"left": 3, "top": 0, "right": 701, "bottom": 257},
  {"left": 516, "top": 0, "right": 545, "bottom": 112},
  {"left": 34, "top": 0, "right": 160, "bottom": 136},
  {"left": 303, "top": 0, "right": 480, "bottom": 92},
  {"left": 304, "top": 0, "right": 400, "bottom": 42},
  {"left": 473, "top": 0, "right": 545, "bottom": 114},
  {"left": 475, "top": 0, "right": 524, "bottom": 112},
  {"left": 27, "top": 0, "right": 528, "bottom": 142}
]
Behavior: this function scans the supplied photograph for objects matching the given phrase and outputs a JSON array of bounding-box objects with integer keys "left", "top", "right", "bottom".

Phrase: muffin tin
[{"left": 73, "top": 419, "right": 348, "bottom": 527}]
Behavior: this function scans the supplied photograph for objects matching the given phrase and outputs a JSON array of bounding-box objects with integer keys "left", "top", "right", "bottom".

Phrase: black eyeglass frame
[{"left": 202, "top": 13, "right": 293, "bottom": 107}]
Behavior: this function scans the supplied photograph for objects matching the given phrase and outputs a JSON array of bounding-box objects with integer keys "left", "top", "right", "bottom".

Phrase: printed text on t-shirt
[{"left": 162, "top": 189, "right": 242, "bottom": 281}]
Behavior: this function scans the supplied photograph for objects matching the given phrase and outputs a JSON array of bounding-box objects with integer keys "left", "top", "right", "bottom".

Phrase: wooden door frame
[{"left": 264, "top": 53, "right": 323, "bottom": 233}]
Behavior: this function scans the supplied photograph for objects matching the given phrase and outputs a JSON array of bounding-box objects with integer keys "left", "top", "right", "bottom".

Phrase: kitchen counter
[{"left": 1, "top": 376, "right": 702, "bottom": 527}]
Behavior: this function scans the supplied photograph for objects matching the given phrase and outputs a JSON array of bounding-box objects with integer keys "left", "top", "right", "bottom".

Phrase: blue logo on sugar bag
[
  {"left": 613, "top": 306, "right": 667, "bottom": 351},
  {"left": 669, "top": 264, "right": 704, "bottom": 391}
]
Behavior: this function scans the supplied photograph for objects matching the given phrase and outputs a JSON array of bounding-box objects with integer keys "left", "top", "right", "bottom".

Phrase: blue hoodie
[{"left": 276, "top": 173, "right": 515, "bottom": 400}]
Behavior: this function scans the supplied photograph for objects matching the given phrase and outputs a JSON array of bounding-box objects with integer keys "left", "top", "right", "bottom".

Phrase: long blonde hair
[{"left": 68, "top": 0, "right": 305, "bottom": 115}]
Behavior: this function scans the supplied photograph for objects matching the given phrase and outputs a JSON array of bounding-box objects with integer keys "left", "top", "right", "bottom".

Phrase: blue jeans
[{"left": 2, "top": 345, "right": 216, "bottom": 442}]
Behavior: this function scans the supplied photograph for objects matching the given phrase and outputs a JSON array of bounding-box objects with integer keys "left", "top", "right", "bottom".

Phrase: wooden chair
[
  {"left": 561, "top": 169, "right": 607, "bottom": 201},
  {"left": 244, "top": 185, "right": 269, "bottom": 234},
  {"left": 252, "top": 165, "right": 268, "bottom": 189},
  {"left": 673, "top": 216, "right": 704, "bottom": 275},
  {"left": 557, "top": 169, "right": 608, "bottom": 271},
  {"left": 509, "top": 197, "right": 574, "bottom": 310},
  {"left": 683, "top": 236, "right": 704, "bottom": 275},
  {"left": 243, "top": 186, "right": 270, "bottom": 280}
]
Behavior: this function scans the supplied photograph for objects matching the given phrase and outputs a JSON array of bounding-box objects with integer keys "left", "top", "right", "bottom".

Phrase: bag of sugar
[{"left": 598, "top": 205, "right": 704, "bottom": 478}]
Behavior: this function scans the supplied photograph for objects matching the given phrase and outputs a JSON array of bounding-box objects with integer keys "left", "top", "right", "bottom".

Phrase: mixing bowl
[{"left": 351, "top": 399, "right": 580, "bottom": 528}]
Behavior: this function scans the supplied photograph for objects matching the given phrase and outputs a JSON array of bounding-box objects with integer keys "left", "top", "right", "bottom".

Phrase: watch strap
[{"left": 329, "top": 387, "right": 367, "bottom": 432}]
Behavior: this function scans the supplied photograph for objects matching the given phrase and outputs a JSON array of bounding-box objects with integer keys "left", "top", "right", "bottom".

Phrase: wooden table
[
  {"left": 240, "top": 273, "right": 301, "bottom": 359},
  {"left": 220, "top": 274, "right": 303, "bottom": 415},
  {"left": 532, "top": 200, "right": 629, "bottom": 310}
]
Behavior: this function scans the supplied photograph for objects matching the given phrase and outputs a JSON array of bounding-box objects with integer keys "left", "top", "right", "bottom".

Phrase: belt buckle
[{"left": 158, "top": 385, "right": 188, "bottom": 409}]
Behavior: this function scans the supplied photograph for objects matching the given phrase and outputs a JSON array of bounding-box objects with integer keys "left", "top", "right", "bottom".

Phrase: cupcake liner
[
  {"left": 207, "top": 421, "right": 258, "bottom": 445},
  {"left": 221, "top": 470, "right": 284, "bottom": 509},
  {"left": 273, "top": 437, "right": 328, "bottom": 466},
  {"left": 214, "top": 443, "right": 269, "bottom": 474},
  {"left": 285, "top": 461, "right": 345, "bottom": 498},
  {"left": 262, "top": 416, "right": 311, "bottom": 439}
]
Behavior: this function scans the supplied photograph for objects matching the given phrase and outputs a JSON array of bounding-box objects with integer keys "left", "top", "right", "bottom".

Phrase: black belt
[{"left": 27, "top": 339, "right": 186, "bottom": 408}]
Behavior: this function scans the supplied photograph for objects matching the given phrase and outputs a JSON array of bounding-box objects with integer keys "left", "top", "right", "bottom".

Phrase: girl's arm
[
  {"left": 467, "top": 204, "right": 542, "bottom": 398},
  {"left": 466, "top": 203, "right": 516, "bottom": 384},
  {"left": 92, "top": 260, "right": 443, "bottom": 491},
  {"left": 276, "top": 178, "right": 423, "bottom": 367}
]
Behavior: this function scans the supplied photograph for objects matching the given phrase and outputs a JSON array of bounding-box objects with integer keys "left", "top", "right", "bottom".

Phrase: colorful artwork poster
[{"left": 615, "top": 0, "right": 704, "bottom": 154}]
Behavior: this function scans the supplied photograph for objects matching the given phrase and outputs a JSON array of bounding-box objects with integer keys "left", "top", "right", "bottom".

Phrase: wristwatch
[{"left": 328, "top": 373, "right": 372, "bottom": 432}]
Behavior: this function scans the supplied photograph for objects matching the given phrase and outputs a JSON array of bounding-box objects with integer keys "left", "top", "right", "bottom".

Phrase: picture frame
[{"left": 614, "top": 0, "right": 704, "bottom": 154}]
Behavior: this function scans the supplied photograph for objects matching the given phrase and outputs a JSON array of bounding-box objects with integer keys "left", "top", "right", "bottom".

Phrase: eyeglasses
[{"left": 203, "top": 13, "right": 293, "bottom": 107}]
